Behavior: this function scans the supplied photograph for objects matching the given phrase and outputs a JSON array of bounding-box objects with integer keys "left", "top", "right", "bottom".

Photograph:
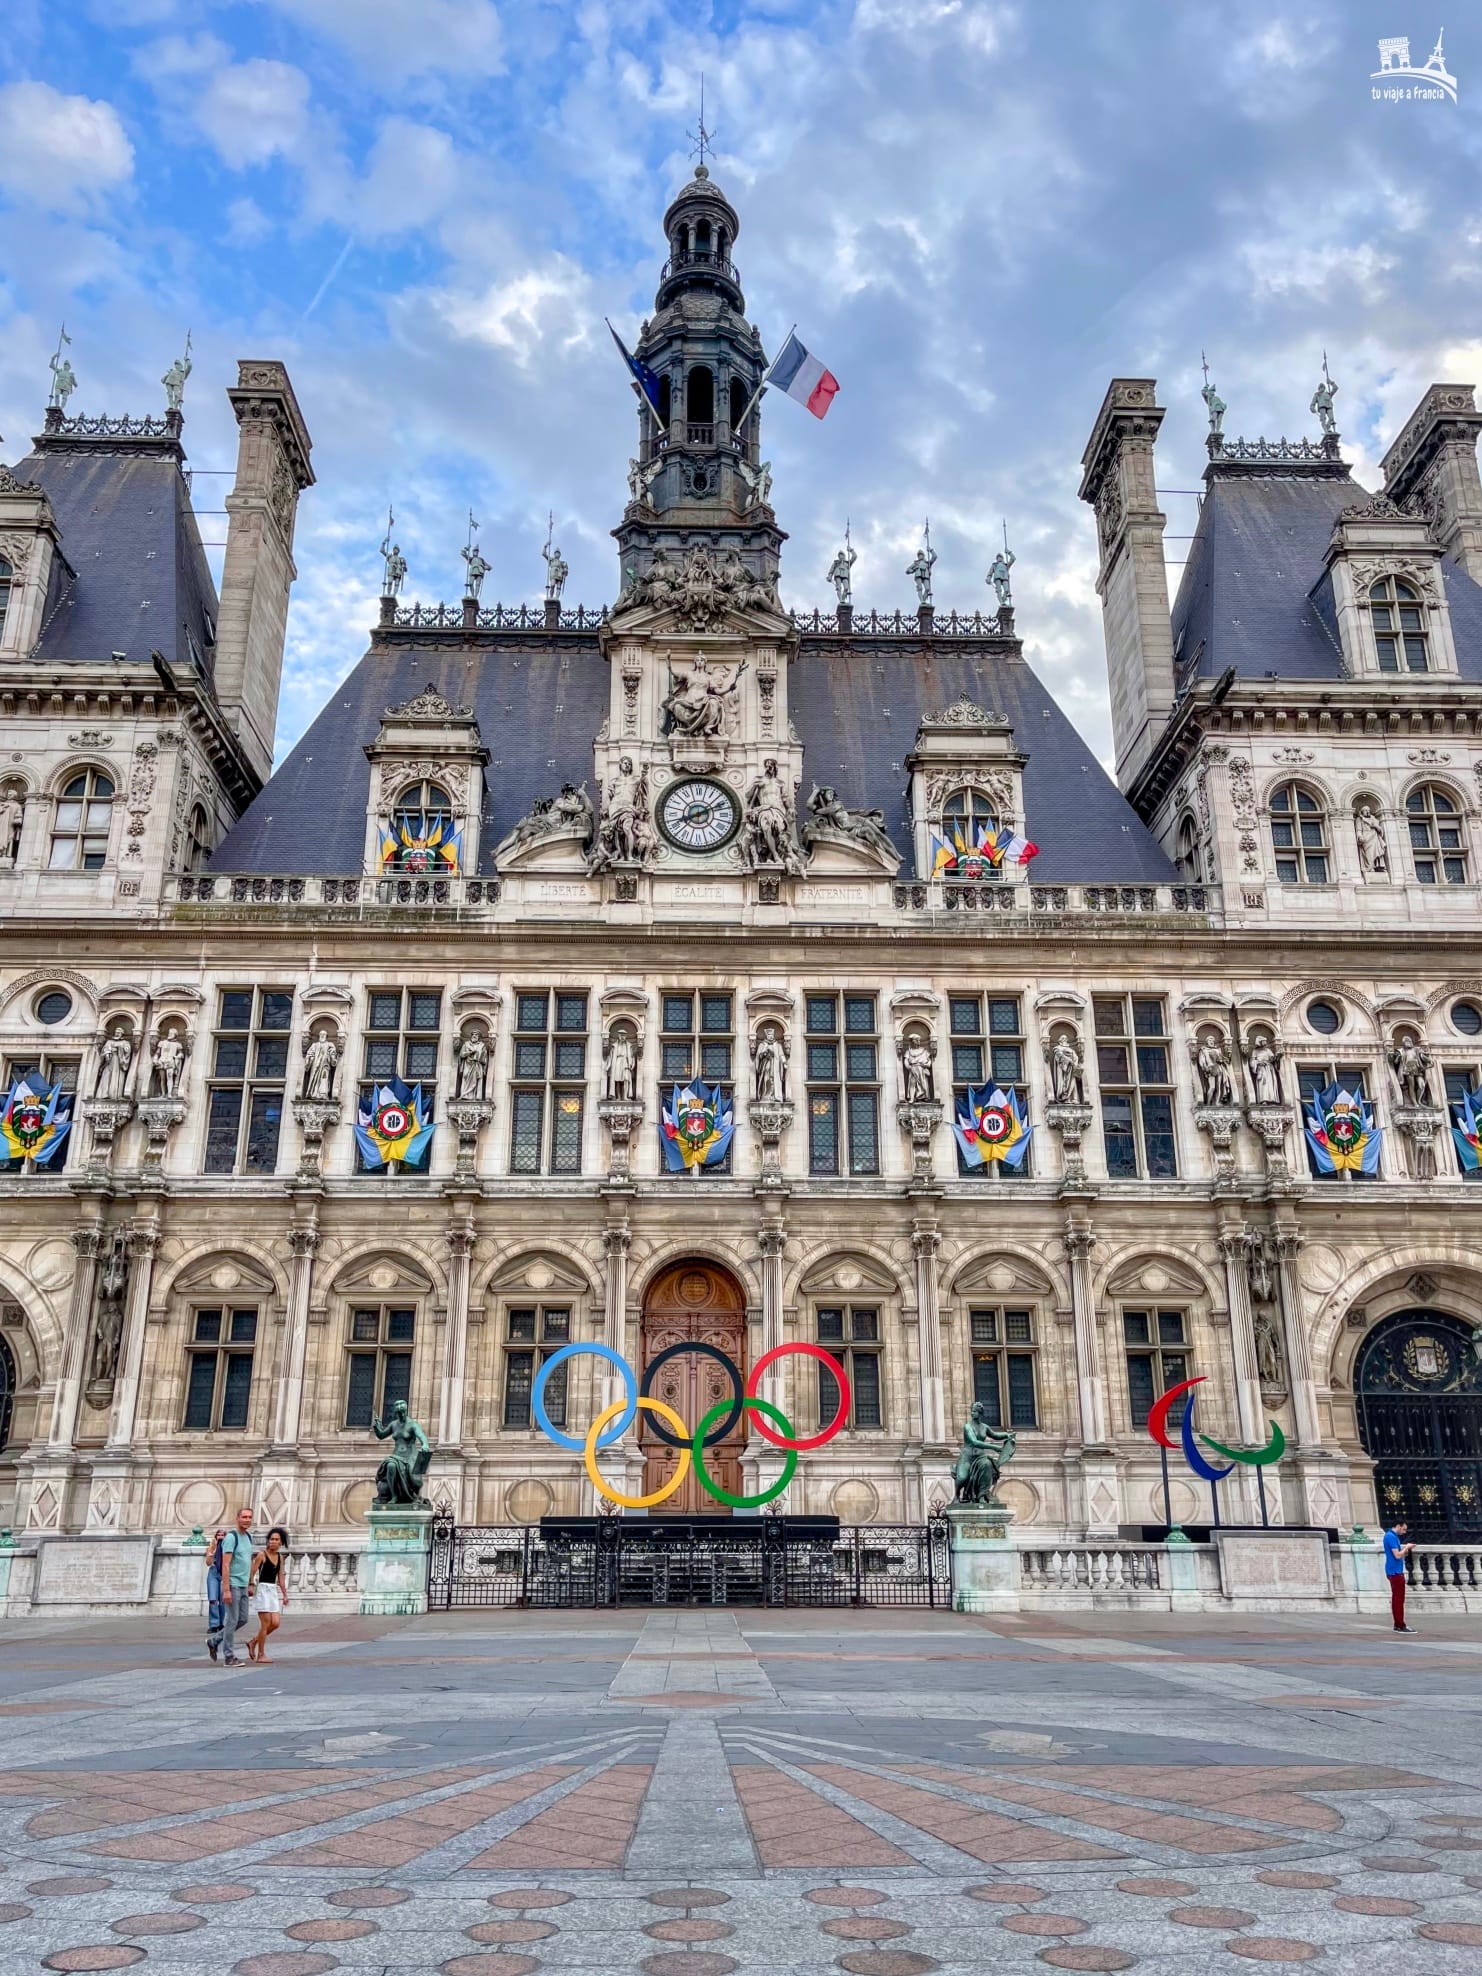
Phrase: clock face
[{"left": 659, "top": 777, "right": 740, "bottom": 853}]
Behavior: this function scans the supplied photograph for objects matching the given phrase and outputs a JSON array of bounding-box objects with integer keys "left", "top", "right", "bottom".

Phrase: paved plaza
[{"left": 0, "top": 1606, "right": 1480, "bottom": 1974}]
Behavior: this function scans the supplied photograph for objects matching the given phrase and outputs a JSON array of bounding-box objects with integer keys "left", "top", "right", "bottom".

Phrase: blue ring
[{"left": 532, "top": 1343, "right": 638, "bottom": 1453}]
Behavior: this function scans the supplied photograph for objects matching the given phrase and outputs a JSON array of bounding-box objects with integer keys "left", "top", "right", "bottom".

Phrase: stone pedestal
[
  {"left": 896, "top": 1100, "right": 942, "bottom": 1183},
  {"left": 946, "top": 1503, "right": 1020, "bottom": 1613},
  {"left": 359, "top": 1506, "right": 433, "bottom": 1617},
  {"left": 598, "top": 1098, "right": 644, "bottom": 1183}
]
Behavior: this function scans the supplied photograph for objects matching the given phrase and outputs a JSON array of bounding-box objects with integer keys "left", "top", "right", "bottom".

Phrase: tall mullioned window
[
  {"left": 659, "top": 991, "right": 733, "bottom": 1174},
  {"left": 1123, "top": 1309, "right": 1191, "bottom": 1430},
  {"left": 204, "top": 989, "right": 292, "bottom": 1175},
  {"left": 1370, "top": 575, "right": 1429, "bottom": 673},
  {"left": 949, "top": 994, "right": 1030, "bottom": 1180},
  {"left": 49, "top": 768, "right": 114, "bottom": 871},
  {"left": 806, "top": 993, "right": 880, "bottom": 1176},
  {"left": 816, "top": 1305, "right": 883, "bottom": 1429},
  {"left": 1297, "top": 1062, "right": 1377, "bottom": 1182},
  {"left": 1408, "top": 785, "right": 1469, "bottom": 886},
  {"left": 1269, "top": 784, "right": 1330, "bottom": 885},
  {"left": 182, "top": 1307, "right": 258, "bottom": 1431},
  {"left": 501, "top": 1306, "right": 571, "bottom": 1428},
  {"left": 0, "top": 1051, "right": 79, "bottom": 1173},
  {"left": 969, "top": 1307, "right": 1039, "bottom": 1428},
  {"left": 509, "top": 991, "right": 587, "bottom": 1175},
  {"left": 358, "top": 989, "right": 441, "bottom": 1174},
  {"left": 1094, "top": 996, "right": 1177, "bottom": 1179},
  {"left": 344, "top": 1304, "right": 415, "bottom": 1427}
]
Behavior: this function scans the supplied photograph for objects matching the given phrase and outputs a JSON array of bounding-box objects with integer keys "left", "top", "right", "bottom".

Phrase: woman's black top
[{"left": 258, "top": 1554, "right": 281, "bottom": 1585}]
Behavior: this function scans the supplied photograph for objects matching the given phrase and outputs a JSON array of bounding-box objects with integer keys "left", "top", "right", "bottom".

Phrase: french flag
[
  {"left": 993, "top": 826, "right": 1039, "bottom": 866},
  {"left": 769, "top": 332, "right": 839, "bottom": 419}
]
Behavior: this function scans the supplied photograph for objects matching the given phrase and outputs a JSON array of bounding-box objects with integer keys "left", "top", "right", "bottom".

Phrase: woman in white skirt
[{"left": 246, "top": 1526, "right": 290, "bottom": 1663}]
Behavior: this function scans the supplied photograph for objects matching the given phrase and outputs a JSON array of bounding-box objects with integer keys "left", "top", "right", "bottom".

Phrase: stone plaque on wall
[
  {"left": 1215, "top": 1531, "right": 1331, "bottom": 1602},
  {"left": 35, "top": 1536, "right": 154, "bottom": 1605}
]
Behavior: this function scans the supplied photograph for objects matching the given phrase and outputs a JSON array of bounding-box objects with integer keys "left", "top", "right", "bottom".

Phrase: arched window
[
  {"left": 388, "top": 779, "right": 453, "bottom": 872},
  {"left": 1408, "top": 784, "right": 1469, "bottom": 886},
  {"left": 0, "top": 1333, "right": 13, "bottom": 1452},
  {"left": 1370, "top": 576, "right": 1430, "bottom": 673},
  {"left": 657, "top": 375, "right": 672, "bottom": 428},
  {"left": 686, "top": 366, "right": 714, "bottom": 423},
  {"left": 0, "top": 556, "right": 13, "bottom": 641},
  {"left": 185, "top": 804, "right": 213, "bottom": 873},
  {"left": 694, "top": 218, "right": 712, "bottom": 259},
  {"left": 1175, "top": 814, "right": 1200, "bottom": 879},
  {"left": 729, "top": 376, "right": 747, "bottom": 433},
  {"left": 49, "top": 768, "right": 114, "bottom": 871},
  {"left": 942, "top": 787, "right": 1002, "bottom": 878},
  {"left": 1269, "top": 782, "right": 1329, "bottom": 884}
]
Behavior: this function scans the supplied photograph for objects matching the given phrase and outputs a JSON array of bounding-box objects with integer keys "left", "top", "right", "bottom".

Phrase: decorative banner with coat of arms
[
  {"left": 378, "top": 810, "right": 463, "bottom": 875},
  {"left": 1304, "top": 1083, "right": 1381, "bottom": 1175},
  {"left": 355, "top": 1077, "right": 436, "bottom": 1169},
  {"left": 1, "top": 1073, "right": 73, "bottom": 1166},
  {"left": 1453, "top": 1087, "right": 1482, "bottom": 1172},
  {"left": 951, "top": 1083, "right": 1031, "bottom": 1169},
  {"left": 660, "top": 1081, "right": 735, "bottom": 1171}
]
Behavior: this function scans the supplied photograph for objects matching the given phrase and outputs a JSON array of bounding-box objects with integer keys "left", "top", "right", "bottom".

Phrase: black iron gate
[
  {"left": 1358, "top": 1310, "right": 1482, "bottom": 1538},
  {"left": 427, "top": 1513, "right": 951, "bottom": 1609}
]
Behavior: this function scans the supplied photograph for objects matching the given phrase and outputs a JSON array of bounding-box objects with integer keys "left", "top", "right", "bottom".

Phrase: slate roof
[
  {"left": 1170, "top": 467, "right": 1482, "bottom": 687},
  {"left": 211, "top": 630, "right": 1176, "bottom": 882},
  {"left": 9, "top": 436, "right": 219, "bottom": 678}
]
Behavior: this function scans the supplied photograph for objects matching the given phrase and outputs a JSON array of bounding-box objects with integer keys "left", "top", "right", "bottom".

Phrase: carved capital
[
  {"left": 758, "top": 1226, "right": 788, "bottom": 1259},
  {"left": 602, "top": 1226, "right": 632, "bottom": 1260},
  {"left": 910, "top": 1227, "right": 942, "bottom": 1263},
  {"left": 1272, "top": 1230, "right": 1302, "bottom": 1263},
  {"left": 70, "top": 1227, "right": 104, "bottom": 1261},
  {"left": 1062, "top": 1228, "right": 1096, "bottom": 1265},
  {"left": 287, "top": 1227, "right": 321, "bottom": 1259},
  {"left": 445, "top": 1225, "right": 476, "bottom": 1262},
  {"left": 126, "top": 1226, "right": 160, "bottom": 1260}
]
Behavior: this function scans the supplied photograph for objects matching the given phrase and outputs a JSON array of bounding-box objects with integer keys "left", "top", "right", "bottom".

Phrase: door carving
[{"left": 641, "top": 1260, "right": 747, "bottom": 1513}]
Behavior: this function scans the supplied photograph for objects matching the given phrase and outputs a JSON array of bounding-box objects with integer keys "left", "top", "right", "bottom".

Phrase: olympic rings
[
  {"left": 533, "top": 1343, "right": 637, "bottom": 1453},
  {"left": 583, "top": 1395, "right": 692, "bottom": 1509},
  {"left": 692, "top": 1397, "right": 798, "bottom": 1508},
  {"left": 640, "top": 1340, "right": 745, "bottom": 1449},
  {"left": 746, "top": 1342, "right": 851, "bottom": 1451}
]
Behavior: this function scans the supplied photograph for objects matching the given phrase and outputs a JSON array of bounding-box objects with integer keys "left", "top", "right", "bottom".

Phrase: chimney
[
  {"left": 213, "top": 361, "right": 315, "bottom": 783},
  {"left": 1078, "top": 379, "right": 1175, "bottom": 791},
  {"left": 1381, "top": 383, "right": 1482, "bottom": 584}
]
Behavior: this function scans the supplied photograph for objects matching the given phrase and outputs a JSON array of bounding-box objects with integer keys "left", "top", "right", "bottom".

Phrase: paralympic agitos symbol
[
  {"left": 1147, "top": 1375, "right": 1286, "bottom": 1483},
  {"left": 531, "top": 1341, "right": 850, "bottom": 1510}
]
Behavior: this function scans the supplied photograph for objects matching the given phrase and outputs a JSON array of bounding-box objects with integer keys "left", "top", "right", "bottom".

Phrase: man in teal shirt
[
  {"left": 207, "top": 1506, "right": 255, "bottom": 1664},
  {"left": 1383, "top": 1519, "right": 1413, "bottom": 1632}
]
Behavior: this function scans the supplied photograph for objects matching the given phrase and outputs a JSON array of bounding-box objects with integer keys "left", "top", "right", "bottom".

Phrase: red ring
[{"left": 745, "top": 1343, "right": 851, "bottom": 1450}]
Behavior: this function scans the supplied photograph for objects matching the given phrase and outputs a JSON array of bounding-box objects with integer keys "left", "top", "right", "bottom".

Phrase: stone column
[
  {"left": 911, "top": 1222, "right": 945, "bottom": 1447},
  {"left": 269, "top": 1224, "right": 321, "bottom": 1448},
  {"left": 437, "top": 1221, "right": 476, "bottom": 1449},
  {"left": 1273, "top": 1227, "right": 1321, "bottom": 1450},
  {"left": 104, "top": 1225, "right": 160, "bottom": 1453},
  {"left": 1216, "top": 1227, "right": 1265, "bottom": 1446}
]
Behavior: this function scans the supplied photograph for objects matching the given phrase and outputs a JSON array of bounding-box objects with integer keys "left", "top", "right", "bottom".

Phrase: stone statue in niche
[
  {"left": 898, "top": 1026, "right": 936, "bottom": 1103},
  {"left": 662, "top": 655, "right": 745, "bottom": 739},
  {"left": 1243, "top": 1030, "right": 1284, "bottom": 1106},
  {"left": 95, "top": 1024, "right": 135, "bottom": 1102},
  {"left": 1254, "top": 1311, "right": 1286, "bottom": 1389},
  {"left": 89, "top": 1296, "right": 124, "bottom": 1385},
  {"left": 149, "top": 1028, "right": 187, "bottom": 1098},
  {"left": 741, "top": 760, "right": 803, "bottom": 872},
  {"left": 1190, "top": 1028, "right": 1236, "bottom": 1107},
  {"left": 1389, "top": 1033, "right": 1434, "bottom": 1109},
  {"left": 752, "top": 1023, "right": 789, "bottom": 1103},
  {"left": 603, "top": 1023, "right": 638, "bottom": 1102},
  {"left": 1355, "top": 802, "right": 1388, "bottom": 875},
  {"left": 302, "top": 1028, "right": 341, "bottom": 1102},
  {"left": 803, "top": 785, "right": 897, "bottom": 862},
  {"left": 0, "top": 785, "right": 24, "bottom": 867},
  {"left": 589, "top": 757, "right": 653, "bottom": 870},
  {"left": 455, "top": 1028, "right": 489, "bottom": 1101},
  {"left": 1047, "top": 1031, "right": 1085, "bottom": 1105},
  {"left": 952, "top": 1402, "right": 1017, "bottom": 1507}
]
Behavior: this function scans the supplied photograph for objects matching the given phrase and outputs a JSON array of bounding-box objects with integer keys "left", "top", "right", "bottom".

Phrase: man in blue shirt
[
  {"left": 206, "top": 1506, "right": 255, "bottom": 1665},
  {"left": 1383, "top": 1519, "right": 1413, "bottom": 1632}
]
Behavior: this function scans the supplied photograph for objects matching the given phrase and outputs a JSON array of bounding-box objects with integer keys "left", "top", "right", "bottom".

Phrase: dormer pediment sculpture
[
  {"left": 614, "top": 544, "right": 783, "bottom": 633},
  {"left": 363, "top": 684, "right": 488, "bottom": 878},
  {"left": 803, "top": 784, "right": 901, "bottom": 874},
  {"left": 495, "top": 782, "right": 594, "bottom": 871}
]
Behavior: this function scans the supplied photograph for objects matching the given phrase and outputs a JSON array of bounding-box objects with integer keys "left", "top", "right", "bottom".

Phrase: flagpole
[{"left": 731, "top": 323, "right": 795, "bottom": 445}]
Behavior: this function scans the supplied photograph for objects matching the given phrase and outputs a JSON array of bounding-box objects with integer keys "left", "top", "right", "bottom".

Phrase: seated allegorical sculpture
[
  {"left": 951, "top": 1401, "right": 1017, "bottom": 1508},
  {"left": 370, "top": 1399, "right": 434, "bottom": 1508}
]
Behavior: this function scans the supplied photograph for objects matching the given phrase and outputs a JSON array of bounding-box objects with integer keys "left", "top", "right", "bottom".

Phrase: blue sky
[{"left": 2, "top": 1, "right": 1479, "bottom": 765}]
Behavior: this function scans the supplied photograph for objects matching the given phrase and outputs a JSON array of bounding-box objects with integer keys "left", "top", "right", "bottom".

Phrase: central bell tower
[{"left": 614, "top": 165, "right": 786, "bottom": 592}]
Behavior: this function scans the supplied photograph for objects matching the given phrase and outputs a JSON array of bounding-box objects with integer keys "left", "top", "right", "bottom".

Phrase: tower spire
[{"left": 688, "top": 73, "right": 716, "bottom": 177}]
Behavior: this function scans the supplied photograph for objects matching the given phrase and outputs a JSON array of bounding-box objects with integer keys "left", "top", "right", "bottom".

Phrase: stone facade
[{"left": 3, "top": 170, "right": 1482, "bottom": 1555}]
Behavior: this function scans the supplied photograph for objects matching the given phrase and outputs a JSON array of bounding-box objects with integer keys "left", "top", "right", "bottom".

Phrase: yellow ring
[{"left": 583, "top": 1395, "right": 693, "bottom": 1509}]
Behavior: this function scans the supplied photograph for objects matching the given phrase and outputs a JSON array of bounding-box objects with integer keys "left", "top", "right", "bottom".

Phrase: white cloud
[
  {"left": 194, "top": 58, "right": 314, "bottom": 169},
  {"left": 0, "top": 82, "right": 134, "bottom": 213},
  {"left": 225, "top": 196, "right": 273, "bottom": 245},
  {"left": 434, "top": 260, "right": 598, "bottom": 362},
  {"left": 353, "top": 119, "right": 463, "bottom": 237},
  {"left": 261, "top": 0, "right": 505, "bottom": 79}
]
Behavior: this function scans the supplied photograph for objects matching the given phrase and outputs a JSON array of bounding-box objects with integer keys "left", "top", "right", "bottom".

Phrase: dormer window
[
  {"left": 49, "top": 769, "right": 114, "bottom": 871},
  {"left": 387, "top": 779, "right": 454, "bottom": 873},
  {"left": 1370, "top": 576, "right": 1429, "bottom": 672},
  {"left": 943, "top": 787, "right": 1002, "bottom": 879},
  {"left": 1269, "top": 782, "right": 1329, "bottom": 885}
]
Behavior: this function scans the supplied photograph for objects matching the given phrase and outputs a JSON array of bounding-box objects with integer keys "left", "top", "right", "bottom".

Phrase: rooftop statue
[
  {"left": 1200, "top": 354, "right": 1225, "bottom": 437},
  {"left": 1310, "top": 360, "right": 1339, "bottom": 437},
  {"left": 162, "top": 334, "right": 192, "bottom": 413},
  {"left": 987, "top": 543, "right": 1015, "bottom": 611},
  {"left": 828, "top": 537, "right": 857, "bottom": 605},
  {"left": 542, "top": 539, "right": 569, "bottom": 601},
  {"left": 461, "top": 540, "right": 491, "bottom": 600},
  {"left": 48, "top": 347, "right": 77, "bottom": 412},
  {"left": 906, "top": 533, "right": 937, "bottom": 607}
]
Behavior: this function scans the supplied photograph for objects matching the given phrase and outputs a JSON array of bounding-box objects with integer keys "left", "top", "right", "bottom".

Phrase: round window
[
  {"left": 1452, "top": 1000, "right": 1482, "bottom": 1038},
  {"left": 1306, "top": 1000, "right": 1341, "bottom": 1036},
  {"left": 34, "top": 991, "right": 72, "bottom": 1025}
]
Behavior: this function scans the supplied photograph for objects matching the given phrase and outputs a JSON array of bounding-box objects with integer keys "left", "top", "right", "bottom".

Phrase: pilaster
[{"left": 911, "top": 1219, "right": 945, "bottom": 1447}]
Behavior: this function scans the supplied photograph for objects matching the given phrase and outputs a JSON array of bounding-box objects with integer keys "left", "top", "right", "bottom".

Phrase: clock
[{"left": 658, "top": 777, "right": 740, "bottom": 853}]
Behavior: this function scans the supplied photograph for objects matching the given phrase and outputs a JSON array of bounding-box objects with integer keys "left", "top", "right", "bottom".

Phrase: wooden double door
[{"left": 640, "top": 1260, "right": 747, "bottom": 1513}]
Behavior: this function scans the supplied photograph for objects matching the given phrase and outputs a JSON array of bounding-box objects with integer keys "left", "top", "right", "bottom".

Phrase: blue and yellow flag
[
  {"left": 1453, "top": 1087, "right": 1482, "bottom": 1173},
  {"left": 952, "top": 1084, "right": 1031, "bottom": 1169},
  {"left": 1304, "top": 1084, "right": 1381, "bottom": 1175},
  {"left": 356, "top": 1077, "right": 435, "bottom": 1169},
  {"left": 380, "top": 811, "right": 462, "bottom": 875},
  {"left": 660, "top": 1082, "right": 735, "bottom": 1171},
  {"left": 1, "top": 1074, "right": 72, "bottom": 1166}
]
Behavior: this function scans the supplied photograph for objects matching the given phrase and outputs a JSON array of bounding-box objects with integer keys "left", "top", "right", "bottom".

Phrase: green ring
[
  {"left": 691, "top": 1396, "right": 798, "bottom": 1508},
  {"left": 1198, "top": 1420, "right": 1287, "bottom": 1467}
]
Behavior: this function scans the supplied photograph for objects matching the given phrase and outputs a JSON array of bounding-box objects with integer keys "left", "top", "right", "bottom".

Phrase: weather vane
[{"left": 688, "top": 74, "right": 716, "bottom": 172}]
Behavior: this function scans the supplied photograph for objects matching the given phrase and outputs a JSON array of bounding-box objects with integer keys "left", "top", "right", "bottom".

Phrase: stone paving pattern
[{"left": 0, "top": 1604, "right": 1480, "bottom": 1973}]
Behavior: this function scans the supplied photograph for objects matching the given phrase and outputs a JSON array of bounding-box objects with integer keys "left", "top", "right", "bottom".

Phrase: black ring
[{"left": 639, "top": 1341, "right": 745, "bottom": 1449}]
